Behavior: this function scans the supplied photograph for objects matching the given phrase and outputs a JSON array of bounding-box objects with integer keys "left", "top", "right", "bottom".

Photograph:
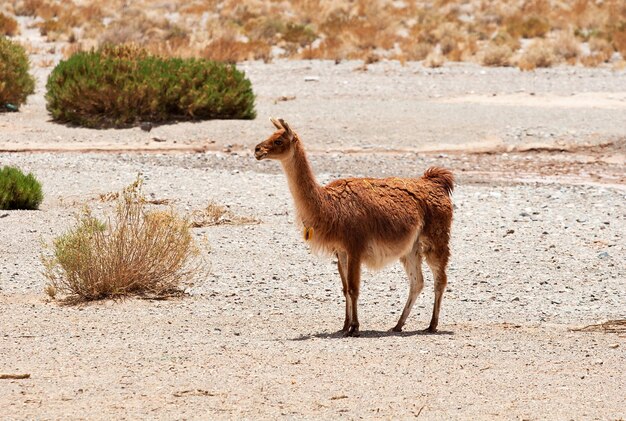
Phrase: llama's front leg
[
  {"left": 345, "top": 254, "right": 362, "bottom": 337},
  {"left": 336, "top": 252, "right": 351, "bottom": 333}
]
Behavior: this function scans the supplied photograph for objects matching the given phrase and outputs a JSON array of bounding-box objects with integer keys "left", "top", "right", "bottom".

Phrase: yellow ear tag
[{"left": 303, "top": 226, "right": 314, "bottom": 241}]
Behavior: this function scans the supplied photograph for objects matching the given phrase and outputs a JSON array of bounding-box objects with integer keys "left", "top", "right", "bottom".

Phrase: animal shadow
[{"left": 290, "top": 328, "right": 454, "bottom": 341}]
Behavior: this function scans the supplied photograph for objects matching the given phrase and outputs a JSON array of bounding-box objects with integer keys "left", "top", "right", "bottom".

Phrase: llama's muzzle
[{"left": 254, "top": 145, "right": 267, "bottom": 160}]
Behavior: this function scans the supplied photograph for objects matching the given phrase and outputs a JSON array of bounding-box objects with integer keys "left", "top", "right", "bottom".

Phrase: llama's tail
[{"left": 422, "top": 167, "right": 454, "bottom": 196}]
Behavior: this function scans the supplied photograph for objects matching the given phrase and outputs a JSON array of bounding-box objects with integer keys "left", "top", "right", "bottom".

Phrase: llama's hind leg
[
  {"left": 336, "top": 252, "right": 351, "bottom": 333},
  {"left": 424, "top": 247, "right": 449, "bottom": 333},
  {"left": 392, "top": 246, "right": 424, "bottom": 332}
]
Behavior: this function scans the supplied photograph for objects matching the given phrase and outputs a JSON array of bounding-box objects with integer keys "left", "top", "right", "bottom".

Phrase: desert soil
[{"left": 1, "top": 60, "right": 625, "bottom": 420}]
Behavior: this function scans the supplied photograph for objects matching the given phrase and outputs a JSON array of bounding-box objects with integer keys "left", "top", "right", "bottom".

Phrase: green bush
[
  {"left": 45, "top": 45, "right": 256, "bottom": 128},
  {"left": 0, "top": 37, "right": 36, "bottom": 111},
  {"left": 0, "top": 166, "right": 43, "bottom": 210}
]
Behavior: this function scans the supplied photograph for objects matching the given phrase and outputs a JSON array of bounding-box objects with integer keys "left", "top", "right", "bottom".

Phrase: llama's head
[{"left": 254, "top": 118, "right": 297, "bottom": 161}]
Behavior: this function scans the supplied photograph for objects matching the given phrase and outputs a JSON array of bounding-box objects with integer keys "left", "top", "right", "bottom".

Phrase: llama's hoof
[
  {"left": 423, "top": 326, "right": 438, "bottom": 334},
  {"left": 343, "top": 326, "right": 360, "bottom": 337},
  {"left": 391, "top": 325, "right": 403, "bottom": 333}
]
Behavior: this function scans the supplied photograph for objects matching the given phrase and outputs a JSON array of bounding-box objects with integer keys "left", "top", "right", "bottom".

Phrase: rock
[
  {"left": 597, "top": 251, "right": 609, "bottom": 259},
  {"left": 140, "top": 122, "right": 153, "bottom": 132},
  {"left": 304, "top": 76, "right": 320, "bottom": 82}
]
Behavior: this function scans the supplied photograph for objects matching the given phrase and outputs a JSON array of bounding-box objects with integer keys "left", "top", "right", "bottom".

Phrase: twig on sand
[
  {"left": 416, "top": 405, "right": 426, "bottom": 418},
  {"left": 571, "top": 319, "right": 626, "bottom": 333},
  {"left": 0, "top": 373, "right": 30, "bottom": 379}
]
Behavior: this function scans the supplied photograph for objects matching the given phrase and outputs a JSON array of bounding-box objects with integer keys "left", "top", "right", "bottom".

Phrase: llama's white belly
[
  {"left": 298, "top": 217, "right": 419, "bottom": 270},
  {"left": 363, "top": 229, "right": 419, "bottom": 270}
]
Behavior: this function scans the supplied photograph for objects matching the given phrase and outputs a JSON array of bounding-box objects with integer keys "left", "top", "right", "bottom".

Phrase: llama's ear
[
  {"left": 278, "top": 119, "right": 294, "bottom": 140},
  {"left": 270, "top": 117, "right": 283, "bottom": 130}
]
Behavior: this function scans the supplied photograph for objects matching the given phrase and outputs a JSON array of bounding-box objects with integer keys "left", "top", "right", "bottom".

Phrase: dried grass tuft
[
  {"left": 43, "top": 178, "right": 200, "bottom": 302},
  {"left": 190, "top": 202, "right": 259, "bottom": 228}
]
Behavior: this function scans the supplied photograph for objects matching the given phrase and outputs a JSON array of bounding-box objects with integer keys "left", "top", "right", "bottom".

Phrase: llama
[{"left": 255, "top": 118, "right": 454, "bottom": 336}]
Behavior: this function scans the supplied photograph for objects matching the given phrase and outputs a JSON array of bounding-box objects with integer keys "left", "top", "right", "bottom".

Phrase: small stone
[
  {"left": 598, "top": 251, "right": 610, "bottom": 259},
  {"left": 609, "top": 343, "right": 619, "bottom": 349},
  {"left": 140, "top": 122, "right": 153, "bottom": 132},
  {"left": 304, "top": 76, "right": 320, "bottom": 82}
]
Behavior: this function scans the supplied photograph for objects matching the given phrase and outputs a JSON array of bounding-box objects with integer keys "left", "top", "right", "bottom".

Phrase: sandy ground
[{"left": 1, "top": 59, "right": 625, "bottom": 420}]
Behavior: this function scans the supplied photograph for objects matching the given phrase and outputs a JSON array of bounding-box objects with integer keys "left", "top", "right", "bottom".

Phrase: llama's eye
[{"left": 274, "top": 140, "right": 283, "bottom": 146}]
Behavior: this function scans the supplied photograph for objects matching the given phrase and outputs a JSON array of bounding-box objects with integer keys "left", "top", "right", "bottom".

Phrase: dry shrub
[
  {"left": 492, "top": 30, "right": 521, "bottom": 51},
  {"left": 590, "top": 37, "right": 614, "bottom": 59},
  {"left": 14, "top": 0, "right": 59, "bottom": 19},
  {"left": 97, "top": 9, "right": 189, "bottom": 53},
  {"left": 507, "top": 14, "right": 550, "bottom": 38},
  {"left": 398, "top": 39, "right": 432, "bottom": 61},
  {"left": 581, "top": 37, "right": 613, "bottom": 67},
  {"left": 519, "top": 40, "right": 556, "bottom": 70},
  {"left": 552, "top": 31, "right": 580, "bottom": 62},
  {"left": 613, "top": 59, "right": 626, "bottom": 70},
  {"left": 0, "top": 13, "right": 19, "bottom": 36},
  {"left": 481, "top": 43, "right": 513, "bottom": 67},
  {"left": 43, "top": 179, "right": 200, "bottom": 301},
  {"left": 612, "top": 28, "right": 626, "bottom": 57},
  {"left": 424, "top": 50, "right": 445, "bottom": 68},
  {"left": 6, "top": 0, "right": 626, "bottom": 66},
  {"left": 191, "top": 202, "right": 259, "bottom": 228},
  {"left": 201, "top": 37, "right": 271, "bottom": 63}
]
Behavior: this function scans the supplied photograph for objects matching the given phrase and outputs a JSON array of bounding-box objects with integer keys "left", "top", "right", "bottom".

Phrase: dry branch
[
  {"left": 0, "top": 373, "right": 30, "bottom": 379},
  {"left": 571, "top": 319, "right": 626, "bottom": 333}
]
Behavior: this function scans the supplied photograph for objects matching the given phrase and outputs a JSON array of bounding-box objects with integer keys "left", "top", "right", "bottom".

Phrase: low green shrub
[
  {"left": 0, "top": 166, "right": 43, "bottom": 210},
  {"left": 45, "top": 44, "right": 256, "bottom": 128},
  {"left": 0, "top": 37, "right": 36, "bottom": 111}
]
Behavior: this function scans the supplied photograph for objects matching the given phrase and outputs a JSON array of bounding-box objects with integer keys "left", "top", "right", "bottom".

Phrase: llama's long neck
[{"left": 281, "top": 138, "right": 323, "bottom": 225}]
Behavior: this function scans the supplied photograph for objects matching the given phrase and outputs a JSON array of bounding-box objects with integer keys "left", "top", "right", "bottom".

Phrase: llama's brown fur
[{"left": 255, "top": 118, "right": 454, "bottom": 336}]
